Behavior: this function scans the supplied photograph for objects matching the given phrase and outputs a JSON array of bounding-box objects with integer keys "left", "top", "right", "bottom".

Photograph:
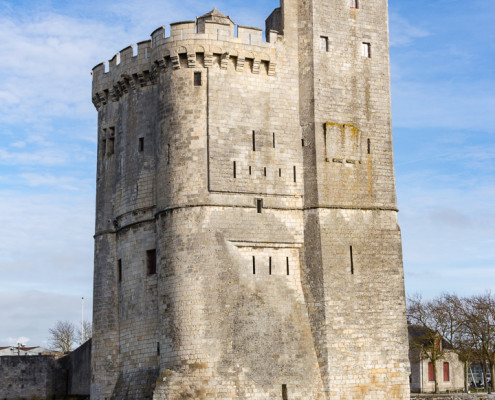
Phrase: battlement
[{"left": 91, "top": 9, "right": 281, "bottom": 110}]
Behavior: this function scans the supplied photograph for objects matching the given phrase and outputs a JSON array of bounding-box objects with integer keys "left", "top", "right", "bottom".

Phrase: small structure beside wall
[
  {"left": 409, "top": 325, "right": 465, "bottom": 393},
  {"left": 0, "top": 339, "right": 91, "bottom": 400}
]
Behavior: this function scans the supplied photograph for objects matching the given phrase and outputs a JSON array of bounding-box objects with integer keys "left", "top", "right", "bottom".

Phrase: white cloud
[
  {"left": 10, "top": 141, "right": 26, "bottom": 148},
  {"left": 20, "top": 173, "right": 91, "bottom": 191},
  {"left": 0, "top": 191, "right": 94, "bottom": 295},
  {"left": 0, "top": 291, "right": 92, "bottom": 347},
  {"left": 6, "top": 337, "right": 30, "bottom": 346},
  {"left": 0, "top": 147, "right": 68, "bottom": 166},
  {"left": 389, "top": 12, "right": 429, "bottom": 47}
]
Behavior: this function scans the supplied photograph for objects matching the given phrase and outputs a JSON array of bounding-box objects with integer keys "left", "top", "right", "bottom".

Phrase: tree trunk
[
  {"left": 434, "top": 358, "right": 439, "bottom": 394},
  {"left": 483, "top": 361, "right": 488, "bottom": 392},
  {"left": 464, "top": 360, "right": 469, "bottom": 393},
  {"left": 489, "top": 361, "right": 494, "bottom": 394}
]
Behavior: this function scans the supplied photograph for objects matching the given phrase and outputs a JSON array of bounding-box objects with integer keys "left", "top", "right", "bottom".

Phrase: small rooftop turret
[{"left": 197, "top": 8, "right": 235, "bottom": 36}]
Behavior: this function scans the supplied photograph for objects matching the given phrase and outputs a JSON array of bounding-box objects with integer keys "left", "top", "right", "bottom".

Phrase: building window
[
  {"left": 102, "top": 139, "right": 107, "bottom": 159},
  {"left": 147, "top": 249, "right": 157, "bottom": 275},
  {"left": 350, "top": 246, "right": 354, "bottom": 275},
  {"left": 320, "top": 36, "right": 328, "bottom": 52},
  {"left": 194, "top": 72, "right": 202, "bottom": 86},
  {"left": 256, "top": 199, "right": 263, "bottom": 214},
  {"left": 443, "top": 362, "right": 450, "bottom": 382},
  {"left": 428, "top": 362, "right": 434, "bottom": 382},
  {"left": 350, "top": 0, "right": 359, "bottom": 8},
  {"left": 118, "top": 259, "right": 122, "bottom": 282},
  {"left": 138, "top": 137, "right": 144, "bottom": 152},
  {"left": 107, "top": 138, "right": 115, "bottom": 155},
  {"left": 362, "top": 42, "right": 371, "bottom": 58}
]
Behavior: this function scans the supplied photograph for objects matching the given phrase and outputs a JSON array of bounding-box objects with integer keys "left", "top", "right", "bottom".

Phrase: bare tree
[
  {"left": 77, "top": 320, "right": 92, "bottom": 344},
  {"left": 49, "top": 321, "right": 77, "bottom": 352},
  {"left": 463, "top": 293, "right": 495, "bottom": 394},
  {"left": 408, "top": 294, "right": 446, "bottom": 393}
]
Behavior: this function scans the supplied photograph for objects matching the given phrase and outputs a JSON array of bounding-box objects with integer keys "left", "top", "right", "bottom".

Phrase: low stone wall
[
  {"left": 0, "top": 354, "right": 66, "bottom": 399},
  {"left": 0, "top": 340, "right": 91, "bottom": 400},
  {"left": 66, "top": 339, "right": 91, "bottom": 396},
  {"left": 412, "top": 394, "right": 495, "bottom": 400}
]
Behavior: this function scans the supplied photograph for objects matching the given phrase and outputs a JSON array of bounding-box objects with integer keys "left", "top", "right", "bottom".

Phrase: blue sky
[{"left": 0, "top": 0, "right": 493, "bottom": 346}]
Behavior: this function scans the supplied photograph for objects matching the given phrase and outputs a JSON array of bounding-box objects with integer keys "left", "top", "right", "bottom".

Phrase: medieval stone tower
[{"left": 91, "top": 0, "right": 410, "bottom": 399}]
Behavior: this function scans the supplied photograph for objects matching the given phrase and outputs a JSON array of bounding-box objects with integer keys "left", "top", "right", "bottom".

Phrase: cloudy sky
[{"left": 0, "top": 0, "right": 493, "bottom": 347}]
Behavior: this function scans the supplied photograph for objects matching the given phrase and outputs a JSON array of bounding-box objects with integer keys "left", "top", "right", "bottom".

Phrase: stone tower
[{"left": 91, "top": 1, "right": 410, "bottom": 399}]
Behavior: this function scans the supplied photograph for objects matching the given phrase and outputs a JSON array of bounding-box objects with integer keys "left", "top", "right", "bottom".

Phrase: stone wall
[
  {"left": 0, "top": 355, "right": 66, "bottom": 399},
  {"left": 0, "top": 340, "right": 91, "bottom": 400},
  {"left": 67, "top": 339, "right": 92, "bottom": 396}
]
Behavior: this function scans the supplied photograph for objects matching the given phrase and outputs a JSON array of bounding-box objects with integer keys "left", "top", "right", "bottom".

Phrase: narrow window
[
  {"left": 269, "top": 257, "right": 272, "bottom": 275},
  {"left": 138, "top": 137, "right": 144, "bottom": 152},
  {"left": 367, "top": 138, "right": 371, "bottom": 154},
  {"left": 282, "top": 384, "right": 288, "bottom": 400},
  {"left": 102, "top": 139, "right": 107, "bottom": 159},
  {"left": 286, "top": 257, "right": 290, "bottom": 275},
  {"left": 362, "top": 42, "right": 371, "bottom": 58},
  {"left": 350, "top": 0, "right": 359, "bottom": 8},
  {"left": 256, "top": 199, "right": 263, "bottom": 214},
  {"left": 279, "top": 168, "right": 282, "bottom": 177},
  {"left": 428, "top": 362, "right": 434, "bottom": 382},
  {"left": 293, "top": 166, "right": 297, "bottom": 182},
  {"left": 443, "top": 362, "right": 450, "bottom": 382},
  {"left": 320, "top": 36, "right": 328, "bottom": 52},
  {"left": 263, "top": 167, "right": 267, "bottom": 177},
  {"left": 249, "top": 166, "right": 252, "bottom": 175},
  {"left": 272, "top": 132, "right": 276, "bottom": 148},
  {"left": 194, "top": 72, "right": 202, "bottom": 86},
  {"left": 233, "top": 161, "right": 237, "bottom": 178},
  {"left": 147, "top": 249, "right": 157, "bottom": 275},
  {"left": 302, "top": 139, "right": 305, "bottom": 147},
  {"left": 350, "top": 246, "right": 354, "bottom": 275},
  {"left": 107, "top": 138, "right": 115, "bottom": 155},
  {"left": 118, "top": 259, "right": 122, "bottom": 282},
  {"left": 167, "top": 144, "right": 170, "bottom": 164},
  {"left": 157, "top": 342, "right": 160, "bottom": 356},
  {"left": 252, "top": 256, "right": 256, "bottom": 274},
  {"left": 323, "top": 125, "right": 327, "bottom": 151},
  {"left": 252, "top": 130, "right": 256, "bottom": 151}
]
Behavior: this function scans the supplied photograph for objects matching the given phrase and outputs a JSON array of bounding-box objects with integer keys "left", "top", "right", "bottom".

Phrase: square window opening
[
  {"left": 362, "top": 42, "right": 371, "bottom": 58},
  {"left": 320, "top": 36, "right": 329, "bottom": 52},
  {"left": 147, "top": 249, "right": 157, "bottom": 275},
  {"left": 256, "top": 199, "right": 263, "bottom": 214},
  {"left": 118, "top": 259, "right": 122, "bottom": 283},
  {"left": 107, "top": 138, "right": 115, "bottom": 155},
  {"left": 194, "top": 72, "right": 202, "bottom": 86}
]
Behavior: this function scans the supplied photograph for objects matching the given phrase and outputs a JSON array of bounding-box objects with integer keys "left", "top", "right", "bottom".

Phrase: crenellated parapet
[{"left": 91, "top": 9, "right": 281, "bottom": 110}]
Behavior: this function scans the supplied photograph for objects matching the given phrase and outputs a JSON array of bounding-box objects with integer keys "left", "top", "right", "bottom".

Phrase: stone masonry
[{"left": 91, "top": 1, "right": 410, "bottom": 399}]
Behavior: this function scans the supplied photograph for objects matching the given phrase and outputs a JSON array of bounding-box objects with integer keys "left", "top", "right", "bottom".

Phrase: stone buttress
[{"left": 91, "top": 2, "right": 410, "bottom": 399}]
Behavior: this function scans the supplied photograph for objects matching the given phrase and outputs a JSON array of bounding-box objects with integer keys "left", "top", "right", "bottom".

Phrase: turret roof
[
  {"left": 198, "top": 8, "right": 235, "bottom": 25},
  {"left": 200, "top": 8, "right": 228, "bottom": 19}
]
